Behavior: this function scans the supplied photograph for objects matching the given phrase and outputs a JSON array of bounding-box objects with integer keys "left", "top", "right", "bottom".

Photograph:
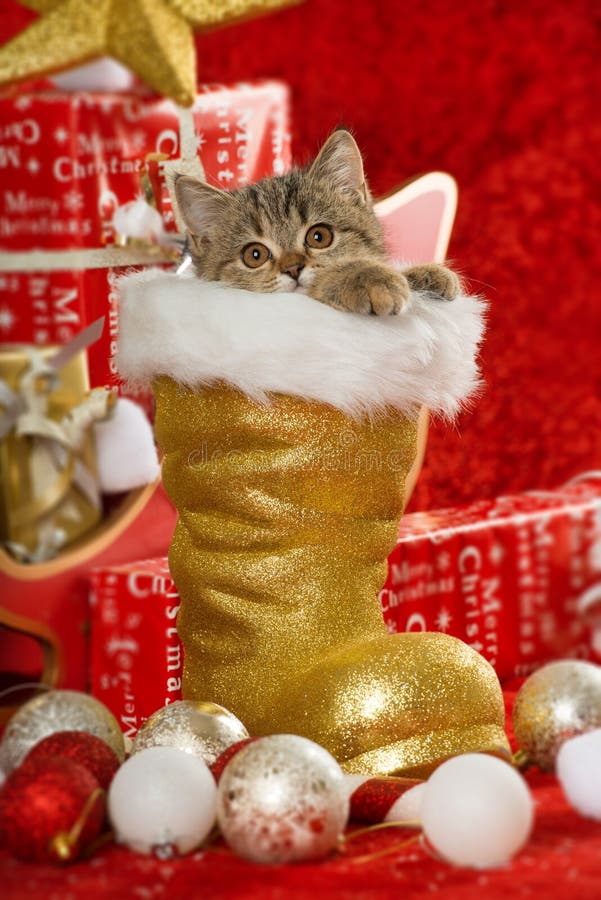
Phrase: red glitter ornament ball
[
  {"left": 0, "top": 756, "right": 105, "bottom": 862},
  {"left": 210, "top": 737, "right": 259, "bottom": 782},
  {"left": 24, "top": 730, "right": 120, "bottom": 789}
]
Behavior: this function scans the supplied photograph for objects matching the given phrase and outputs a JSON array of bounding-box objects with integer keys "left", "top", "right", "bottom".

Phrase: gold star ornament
[{"left": 0, "top": 0, "right": 298, "bottom": 107}]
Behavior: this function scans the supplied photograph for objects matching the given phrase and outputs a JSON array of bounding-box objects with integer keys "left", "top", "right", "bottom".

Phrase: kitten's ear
[
  {"left": 173, "top": 176, "right": 232, "bottom": 237},
  {"left": 309, "top": 130, "right": 367, "bottom": 200}
]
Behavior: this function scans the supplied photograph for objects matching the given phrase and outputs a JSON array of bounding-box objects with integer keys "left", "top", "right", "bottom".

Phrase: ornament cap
[{"left": 49, "top": 832, "right": 75, "bottom": 862}]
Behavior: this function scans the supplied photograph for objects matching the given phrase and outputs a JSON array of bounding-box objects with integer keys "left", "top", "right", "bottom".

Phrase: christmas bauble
[
  {"left": 556, "top": 729, "right": 601, "bottom": 820},
  {"left": 513, "top": 661, "right": 601, "bottom": 771},
  {"left": 344, "top": 774, "right": 424, "bottom": 824},
  {"left": 210, "top": 737, "right": 258, "bottom": 782},
  {"left": 0, "top": 757, "right": 105, "bottom": 862},
  {"left": 23, "top": 730, "right": 120, "bottom": 790},
  {"left": 388, "top": 782, "right": 426, "bottom": 824},
  {"left": 131, "top": 700, "right": 249, "bottom": 766},
  {"left": 216, "top": 734, "right": 349, "bottom": 864},
  {"left": 0, "top": 690, "right": 125, "bottom": 774},
  {"left": 421, "top": 754, "right": 534, "bottom": 869},
  {"left": 108, "top": 746, "right": 217, "bottom": 856}
]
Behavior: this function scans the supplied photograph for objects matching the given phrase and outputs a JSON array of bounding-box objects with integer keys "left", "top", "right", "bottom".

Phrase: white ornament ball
[
  {"left": 385, "top": 782, "right": 426, "bottom": 824},
  {"left": 217, "top": 734, "right": 349, "bottom": 864},
  {"left": 421, "top": 754, "right": 534, "bottom": 868},
  {"left": 557, "top": 728, "right": 601, "bottom": 820},
  {"left": 108, "top": 746, "right": 217, "bottom": 856}
]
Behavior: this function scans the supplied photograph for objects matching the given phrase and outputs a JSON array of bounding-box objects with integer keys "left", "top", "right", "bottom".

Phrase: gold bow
[{"left": 0, "top": 319, "right": 114, "bottom": 562}]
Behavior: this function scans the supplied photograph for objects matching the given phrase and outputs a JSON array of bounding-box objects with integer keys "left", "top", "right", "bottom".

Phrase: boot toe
[{"left": 280, "top": 632, "right": 510, "bottom": 777}]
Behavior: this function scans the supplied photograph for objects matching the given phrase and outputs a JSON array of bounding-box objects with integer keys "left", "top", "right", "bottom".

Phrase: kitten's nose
[{"left": 283, "top": 264, "right": 304, "bottom": 281}]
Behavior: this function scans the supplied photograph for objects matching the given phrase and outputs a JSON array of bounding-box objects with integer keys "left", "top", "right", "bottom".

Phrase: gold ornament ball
[
  {"left": 131, "top": 700, "right": 249, "bottom": 766},
  {"left": 0, "top": 690, "right": 125, "bottom": 774},
  {"left": 513, "top": 660, "right": 601, "bottom": 771}
]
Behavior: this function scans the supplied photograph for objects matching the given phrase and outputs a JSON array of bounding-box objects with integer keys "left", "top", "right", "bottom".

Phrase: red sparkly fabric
[
  {"left": 2, "top": 691, "right": 601, "bottom": 898},
  {"left": 2, "top": 0, "right": 599, "bottom": 508},
  {"left": 195, "top": 0, "right": 601, "bottom": 510}
]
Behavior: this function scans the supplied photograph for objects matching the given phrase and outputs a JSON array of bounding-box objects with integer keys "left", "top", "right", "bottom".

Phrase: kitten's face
[{"left": 174, "top": 130, "right": 386, "bottom": 293}]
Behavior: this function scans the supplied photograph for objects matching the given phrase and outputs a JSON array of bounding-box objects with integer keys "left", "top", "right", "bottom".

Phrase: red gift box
[
  {"left": 0, "top": 483, "right": 178, "bottom": 716},
  {"left": 0, "top": 81, "right": 291, "bottom": 398},
  {"left": 88, "top": 478, "right": 601, "bottom": 728},
  {"left": 90, "top": 556, "right": 183, "bottom": 737},
  {"left": 380, "top": 476, "right": 601, "bottom": 680}
]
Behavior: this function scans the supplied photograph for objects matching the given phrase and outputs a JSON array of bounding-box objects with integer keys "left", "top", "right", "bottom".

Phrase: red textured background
[
  {"left": 201, "top": 0, "right": 601, "bottom": 511},
  {"left": 3, "top": 0, "right": 600, "bottom": 511}
]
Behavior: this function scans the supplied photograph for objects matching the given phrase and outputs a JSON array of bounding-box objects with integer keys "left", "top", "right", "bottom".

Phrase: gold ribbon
[
  {"left": 0, "top": 320, "right": 113, "bottom": 562},
  {"left": 0, "top": 318, "right": 105, "bottom": 435},
  {"left": 8, "top": 453, "right": 75, "bottom": 530}
]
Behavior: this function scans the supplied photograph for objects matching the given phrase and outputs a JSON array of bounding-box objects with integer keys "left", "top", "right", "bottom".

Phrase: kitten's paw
[
  {"left": 403, "top": 264, "right": 460, "bottom": 300},
  {"left": 344, "top": 265, "right": 410, "bottom": 316},
  {"left": 309, "top": 261, "right": 409, "bottom": 315}
]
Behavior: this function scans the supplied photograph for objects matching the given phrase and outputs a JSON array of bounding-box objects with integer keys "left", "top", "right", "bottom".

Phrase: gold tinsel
[{"left": 0, "top": 0, "right": 297, "bottom": 107}]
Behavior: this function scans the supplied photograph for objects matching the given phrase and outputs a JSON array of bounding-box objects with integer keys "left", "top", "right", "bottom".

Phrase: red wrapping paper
[
  {"left": 0, "top": 81, "right": 291, "bottom": 399},
  {"left": 90, "top": 557, "right": 183, "bottom": 738},
  {"left": 381, "top": 477, "right": 601, "bottom": 680}
]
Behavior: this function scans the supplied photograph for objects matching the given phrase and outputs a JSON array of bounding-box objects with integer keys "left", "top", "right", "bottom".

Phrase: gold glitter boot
[{"left": 154, "top": 380, "right": 510, "bottom": 777}]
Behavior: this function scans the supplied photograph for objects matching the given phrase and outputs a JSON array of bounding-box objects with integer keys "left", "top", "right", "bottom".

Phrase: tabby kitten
[{"left": 174, "top": 130, "right": 459, "bottom": 316}]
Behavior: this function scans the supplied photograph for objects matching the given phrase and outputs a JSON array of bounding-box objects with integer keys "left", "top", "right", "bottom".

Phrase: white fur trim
[
  {"left": 117, "top": 269, "right": 486, "bottom": 420},
  {"left": 94, "top": 397, "right": 160, "bottom": 493}
]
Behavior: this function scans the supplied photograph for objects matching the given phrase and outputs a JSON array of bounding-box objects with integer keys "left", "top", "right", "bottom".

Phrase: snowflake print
[
  {"left": 435, "top": 608, "right": 452, "bottom": 632},
  {"left": 0, "top": 305, "right": 16, "bottom": 334}
]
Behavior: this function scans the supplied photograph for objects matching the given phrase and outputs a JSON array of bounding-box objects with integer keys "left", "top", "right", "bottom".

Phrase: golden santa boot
[{"left": 118, "top": 270, "right": 510, "bottom": 777}]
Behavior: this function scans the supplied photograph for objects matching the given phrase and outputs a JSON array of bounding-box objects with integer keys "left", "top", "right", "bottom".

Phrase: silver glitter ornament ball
[
  {"left": 216, "top": 734, "right": 350, "bottom": 864},
  {"left": 131, "top": 700, "right": 249, "bottom": 766},
  {"left": 513, "top": 660, "right": 601, "bottom": 771},
  {"left": 0, "top": 690, "right": 125, "bottom": 774}
]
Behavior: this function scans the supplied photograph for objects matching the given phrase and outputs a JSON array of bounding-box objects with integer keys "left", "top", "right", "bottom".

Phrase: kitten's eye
[
  {"left": 305, "top": 224, "right": 334, "bottom": 249},
  {"left": 241, "top": 242, "right": 271, "bottom": 268}
]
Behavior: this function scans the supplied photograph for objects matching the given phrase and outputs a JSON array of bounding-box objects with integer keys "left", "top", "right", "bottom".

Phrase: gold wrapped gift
[
  {"left": 0, "top": 343, "right": 110, "bottom": 562},
  {"left": 118, "top": 270, "right": 510, "bottom": 776}
]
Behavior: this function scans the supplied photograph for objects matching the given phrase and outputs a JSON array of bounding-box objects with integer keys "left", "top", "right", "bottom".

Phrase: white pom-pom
[
  {"left": 94, "top": 398, "right": 160, "bottom": 493},
  {"left": 52, "top": 58, "right": 135, "bottom": 92},
  {"left": 108, "top": 746, "right": 217, "bottom": 856},
  {"left": 421, "top": 754, "right": 534, "bottom": 868},
  {"left": 384, "top": 782, "right": 425, "bottom": 823},
  {"left": 557, "top": 729, "right": 601, "bottom": 820},
  {"left": 112, "top": 198, "right": 165, "bottom": 242}
]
